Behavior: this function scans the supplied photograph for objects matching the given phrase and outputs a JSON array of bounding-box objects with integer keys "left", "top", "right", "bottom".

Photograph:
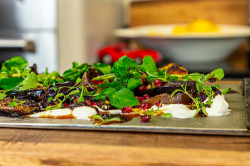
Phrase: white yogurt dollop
[
  {"left": 205, "top": 95, "right": 229, "bottom": 116},
  {"left": 152, "top": 104, "right": 196, "bottom": 119}
]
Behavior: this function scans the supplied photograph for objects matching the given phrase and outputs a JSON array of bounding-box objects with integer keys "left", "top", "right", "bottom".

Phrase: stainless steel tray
[{"left": 0, "top": 81, "right": 249, "bottom": 136}]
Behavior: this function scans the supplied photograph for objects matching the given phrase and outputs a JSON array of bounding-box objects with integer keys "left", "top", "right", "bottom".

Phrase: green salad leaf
[
  {"left": 63, "top": 62, "right": 91, "bottom": 81},
  {"left": 94, "top": 63, "right": 111, "bottom": 74},
  {"left": 111, "top": 56, "right": 137, "bottom": 77},
  {"left": 17, "top": 72, "right": 37, "bottom": 91},
  {"left": 141, "top": 56, "right": 157, "bottom": 72},
  {"left": 0, "top": 77, "right": 24, "bottom": 90},
  {"left": 127, "top": 78, "right": 142, "bottom": 90},
  {"left": 109, "top": 88, "right": 140, "bottom": 109}
]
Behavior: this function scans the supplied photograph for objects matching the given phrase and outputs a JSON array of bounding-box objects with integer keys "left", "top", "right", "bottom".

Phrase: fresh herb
[
  {"left": 46, "top": 79, "right": 84, "bottom": 110},
  {"left": 109, "top": 88, "right": 140, "bottom": 109},
  {"left": 0, "top": 77, "right": 24, "bottom": 90},
  {"left": 9, "top": 97, "right": 26, "bottom": 107},
  {"left": 222, "top": 88, "right": 231, "bottom": 95},
  {"left": 127, "top": 78, "right": 142, "bottom": 90},
  {"left": 91, "top": 114, "right": 121, "bottom": 126},
  {"left": 161, "top": 113, "right": 172, "bottom": 118},
  {"left": 93, "top": 63, "right": 111, "bottom": 74},
  {"left": 16, "top": 72, "right": 37, "bottom": 91},
  {"left": 141, "top": 56, "right": 157, "bottom": 72},
  {"left": 63, "top": 62, "right": 91, "bottom": 81},
  {"left": 97, "top": 81, "right": 124, "bottom": 90},
  {"left": 0, "top": 93, "right": 7, "bottom": 100},
  {"left": 171, "top": 85, "right": 208, "bottom": 116},
  {"left": 111, "top": 56, "right": 137, "bottom": 78},
  {"left": 1, "top": 56, "right": 28, "bottom": 77}
]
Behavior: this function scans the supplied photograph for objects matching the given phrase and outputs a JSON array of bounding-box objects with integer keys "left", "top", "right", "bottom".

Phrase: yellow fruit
[
  {"left": 187, "top": 19, "right": 220, "bottom": 32},
  {"left": 172, "top": 19, "right": 220, "bottom": 34},
  {"left": 173, "top": 26, "right": 188, "bottom": 34}
]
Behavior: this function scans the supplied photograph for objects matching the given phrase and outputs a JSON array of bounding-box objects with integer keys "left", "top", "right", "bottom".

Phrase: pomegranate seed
[
  {"left": 143, "top": 94, "right": 150, "bottom": 100},
  {"left": 144, "top": 103, "right": 151, "bottom": 109},
  {"left": 74, "top": 97, "right": 79, "bottom": 103},
  {"left": 154, "top": 79, "right": 162, "bottom": 85},
  {"left": 85, "top": 100, "right": 92, "bottom": 105},
  {"left": 91, "top": 101, "right": 97, "bottom": 106},
  {"left": 156, "top": 83, "right": 162, "bottom": 87},
  {"left": 133, "top": 105, "right": 141, "bottom": 108},
  {"left": 141, "top": 115, "right": 151, "bottom": 122},
  {"left": 56, "top": 101, "right": 60, "bottom": 104},
  {"left": 77, "top": 83, "right": 80, "bottom": 86},
  {"left": 63, "top": 103, "right": 69, "bottom": 107},
  {"left": 140, "top": 78, "right": 147, "bottom": 85},
  {"left": 141, "top": 103, "right": 146, "bottom": 108},
  {"left": 122, "top": 106, "right": 132, "bottom": 113},
  {"left": 135, "top": 96, "right": 145, "bottom": 101},
  {"left": 138, "top": 85, "right": 148, "bottom": 92},
  {"left": 92, "top": 80, "right": 103, "bottom": 85},
  {"left": 141, "top": 102, "right": 151, "bottom": 110},
  {"left": 156, "top": 100, "right": 162, "bottom": 107},
  {"left": 148, "top": 82, "right": 152, "bottom": 86}
]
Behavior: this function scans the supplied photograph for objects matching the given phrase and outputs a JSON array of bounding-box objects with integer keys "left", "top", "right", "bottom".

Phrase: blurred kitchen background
[{"left": 0, "top": 0, "right": 249, "bottom": 78}]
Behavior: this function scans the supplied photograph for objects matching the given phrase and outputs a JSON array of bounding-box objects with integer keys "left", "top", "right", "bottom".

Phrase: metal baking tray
[{"left": 0, "top": 81, "right": 249, "bottom": 136}]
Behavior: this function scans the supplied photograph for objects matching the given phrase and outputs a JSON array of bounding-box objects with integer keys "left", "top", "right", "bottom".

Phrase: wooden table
[{"left": 0, "top": 80, "right": 249, "bottom": 166}]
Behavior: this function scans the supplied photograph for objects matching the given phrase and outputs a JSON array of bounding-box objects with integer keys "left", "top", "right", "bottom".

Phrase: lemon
[
  {"left": 187, "top": 19, "right": 220, "bottom": 32},
  {"left": 173, "top": 19, "right": 220, "bottom": 34},
  {"left": 173, "top": 26, "right": 189, "bottom": 34}
]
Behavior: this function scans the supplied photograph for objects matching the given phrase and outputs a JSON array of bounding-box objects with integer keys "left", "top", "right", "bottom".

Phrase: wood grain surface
[
  {"left": 0, "top": 128, "right": 249, "bottom": 166},
  {"left": 130, "top": 0, "right": 248, "bottom": 27},
  {"left": 0, "top": 80, "right": 248, "bottom": 166}
]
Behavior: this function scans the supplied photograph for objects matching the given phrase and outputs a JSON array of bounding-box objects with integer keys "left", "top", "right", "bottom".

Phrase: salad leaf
[
  {"left": 111, "top": 56, "right": 137, "bottom": 77},
  {"left": 63, "top": 62, "right": 91, "bottom": 81},
  {"left": 1, "top": 56, "right": 28, "bottom": 71},
  {"left": 161, "top": 113, "right": 172, "bottom": 118},
  {"left": 0, "top": 93, "right": 7, "bottom": 100},
  {"left": 109, "top": 88, "right": 140, "bottom": 109},
  {"left": 202, "top": 68, "right": 224, "bottom": 82},
  {"left": 141, "top": 56, "right": 157, "bottom": 72},
  {"left": 91, "top": 115, "right": 104, "bottom": 121},
  {"left": 100, "top": 87, "right": 116, "bottom": 96},
  {"left": 127, "top": 78, "right": 142, "bottom": 90},
  {"left": 94, "top": 63, "right": 111, "bottom": 74},
  {"left": 98, "top": 81, "right": 124, "bottom": 90},
  {"left": 222, "top": 88, "right": 231, "bottom": 95},
  {"left": 0, "top": 77, "right": 24, "bottom": 90},
  {"left": 63, "top": 68, "right": 80, "bottom": 82},
  {"left": 17, "top": 72, "right": 37, "bottom": 91}
]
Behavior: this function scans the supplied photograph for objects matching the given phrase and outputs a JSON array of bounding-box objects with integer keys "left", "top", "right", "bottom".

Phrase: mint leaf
[
  {"left": 100, "top": 87, "right": 116, "bottom": 97},
  {"left": 9, "top": 101, "right": 18, "bottom": 107},
  {"left": 17, "top": 72, "right": 37, "bottom": 91},
  {"left": 161, "top": 113, "right": 172, "bottom": 118},
  {"left": 0, "top": 93, "right": 7, "bottom": 100},
  {"left": 222, "top": 88, "right": 231, "bottom": 95},
  {"left": 98, "top": 81, "right": 124, "bottom": 90},
  {"left": 69, "top": 90, "right": 80, "bottom": 96},
  {"left": 202, "top": 68, "right": 224, "bottom": 82},
  {"left": 94, "top": 63, "right": 111, "bottom": 74},
  {"left": 127, "top": 78, "right": 142, "bottom": 90},
  {"left": 104, "top": 117, "right": 121, "bottom": 123},
  {"left": 0, "top": 77, "right": 24, "bottom": 90},
  {"left": 111, "top": 56, "right": 137, "bottom": 77},
  {"left": 109, "top": 88, "right": 140, "bottom": 109},
  {"left": 91, "top": 115, "right": 104, "bottom": 121},
  {"left": 141, "top": 56, "right": 157, "bottom": 72}
]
